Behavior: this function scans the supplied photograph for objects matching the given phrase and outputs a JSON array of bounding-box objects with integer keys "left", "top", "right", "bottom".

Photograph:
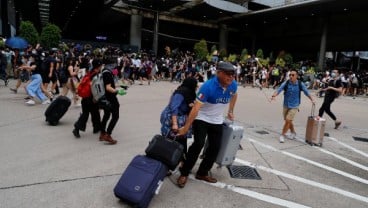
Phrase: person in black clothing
[
  {"left": 318, "top": 69, "right": 343, "bottom": 129},
  {"left": 99, "top": 59, "right": 126, "bottom": 145},
  {"left": 72, "top": 59, "right": 102, "bottom": 138}
]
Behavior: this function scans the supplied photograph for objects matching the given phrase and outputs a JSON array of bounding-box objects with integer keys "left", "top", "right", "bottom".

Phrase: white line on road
[
  {"left": 188, "top": 175, "right": 312, "bottom": 208},
  {"left": 248, "top": 138, "right": 368, "bottom": 185},
  {"left": 326, "top": 137, "right": 368, "bottom": 158},
  {"left": 316, "top": 147, "right": 368, "bottom": 171},
  {"left": 234, "top": 158, "right": 368, "bottom": 204}
]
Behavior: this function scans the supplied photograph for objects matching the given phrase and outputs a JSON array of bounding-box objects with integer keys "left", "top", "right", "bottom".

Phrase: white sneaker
[
  {"left": 42, "top": 99, "right": 51, "bottom": 105},
  {"left": 279, "top": 135, "right": 285, "bottom": 143},
  {"left": 25, "top": 100, "right": 36, "bottom": 105},
  {"left": 288, "top": 132, "right": 296, "bottom": 140}
]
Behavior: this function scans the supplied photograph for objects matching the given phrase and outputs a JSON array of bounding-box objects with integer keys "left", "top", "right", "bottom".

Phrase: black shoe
[
  {"left": 93, "top": 128, "right": 100, "bottom": 134},
  {"left": 72, "top": 128, "right": 80, "bottom": 138}
]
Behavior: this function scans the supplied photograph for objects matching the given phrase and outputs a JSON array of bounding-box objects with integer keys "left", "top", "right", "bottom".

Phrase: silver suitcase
[{"left": 215, "top": 122, "right": 244, "bottom": 166}]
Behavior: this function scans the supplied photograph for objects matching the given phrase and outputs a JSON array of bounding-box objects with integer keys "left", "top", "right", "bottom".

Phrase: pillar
[
  {"left": 130, "top": 10, "right": 142, "bottom": 52},
  {"left": 318, "top": 19, "right": 328, "bottom": 71},
  {"left": 152, "top": 12, "right": 159, "bottom": 56},
  {"left": 219, "top": 24, "right": 228, "bottom": 54}
]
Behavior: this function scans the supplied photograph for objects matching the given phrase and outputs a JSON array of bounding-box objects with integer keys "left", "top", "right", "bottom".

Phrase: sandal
[{"left": 177, "top": 175, "right": 188, "bottom": 188}]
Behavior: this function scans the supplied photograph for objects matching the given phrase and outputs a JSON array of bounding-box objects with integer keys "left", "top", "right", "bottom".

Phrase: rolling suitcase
[
  {"left": 44, "top": 96, "right": 71, "bottom": 126},
  {"left": 215, "top": 121, "right": 244, "bottom": 166},
  {"left": 114, "top": 155, "right": 168, "bottom": 208},
  {"left": 305, "top": 104, "right": 325, "bottom": 146},
  {"left": 145, "top": 134, "right": 184, "bottom": 170}
]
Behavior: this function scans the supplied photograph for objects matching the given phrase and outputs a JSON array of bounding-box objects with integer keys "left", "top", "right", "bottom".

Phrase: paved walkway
[{"left": 0, "top": 80, "right": 367, "bottom": 208}]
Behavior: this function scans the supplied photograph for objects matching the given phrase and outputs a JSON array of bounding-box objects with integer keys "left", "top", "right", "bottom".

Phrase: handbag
[{"left": 145, "top": 134, "right": 184, "bottom": 170}]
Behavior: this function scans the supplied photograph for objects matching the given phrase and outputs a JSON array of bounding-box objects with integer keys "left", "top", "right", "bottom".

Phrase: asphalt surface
[{"left": 0, "top": 79, "right": 367, "bottom": 208}]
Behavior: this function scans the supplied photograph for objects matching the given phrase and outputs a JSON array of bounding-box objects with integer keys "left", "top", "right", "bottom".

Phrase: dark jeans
[
  {"left": 180, "top": 120, "right": 223, "bottom": 176},
  {"left": 318, "top": 96, "right": 336, "bottom": 121},
  {"left": 101, "top": 101, "right": 120, "bottom": 135},
  {"left": 74, "top": 97, "right": 101, "bottom": 131}
]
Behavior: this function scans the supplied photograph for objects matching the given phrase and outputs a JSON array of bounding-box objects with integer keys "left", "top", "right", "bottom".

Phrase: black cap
[
  {"left": 217, "top": 62, "right": 235, "bottom": 71},
  {"left": 92, "top": 59, "right": 103, "bottom": 68}
]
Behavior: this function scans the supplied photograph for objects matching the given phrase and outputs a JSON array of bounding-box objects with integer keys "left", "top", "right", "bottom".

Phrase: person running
[
  {"left": 271, "top": 69, "right": 315, "bottom": 143},
  {"left": 72, "top": 59, "right": 102, "bottom": 139},
  {"left": 176, "top": 62, "right": 238, "bottom": 188},
  {"left": 99, "top": 58, "right": 126, "bottom": 145},
  {"left": 318, "top": 69, "right": 343, "bottom": 129},
  {"left": 22, "top": 54, "right": 50, "bottom": 105}
]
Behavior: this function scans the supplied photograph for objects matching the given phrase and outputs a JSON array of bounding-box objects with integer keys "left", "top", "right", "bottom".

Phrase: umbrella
[{"left": 5, "top": 37, "right": 28, "bottom": 49}]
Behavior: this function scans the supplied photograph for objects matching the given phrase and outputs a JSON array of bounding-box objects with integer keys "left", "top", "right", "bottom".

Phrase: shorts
[
  {"left": 42, "top": 72, "right": 57, "bottom": 84},
  {"left": 283, "top": 107, "right": 298, "bottom": 121}
]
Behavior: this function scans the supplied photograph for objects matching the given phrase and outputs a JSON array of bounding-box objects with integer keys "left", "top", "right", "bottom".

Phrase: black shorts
[{"left": 42, "top": 72, "right": 57, "bottom": 83}]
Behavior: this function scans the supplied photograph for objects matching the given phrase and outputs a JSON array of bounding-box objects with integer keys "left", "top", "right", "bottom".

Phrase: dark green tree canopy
[
  {"left": 19, "top": 21, "right": 39, "bottom": 46},
  {"left": 40, "top": 23, "right": 61, "bottom": 49}
]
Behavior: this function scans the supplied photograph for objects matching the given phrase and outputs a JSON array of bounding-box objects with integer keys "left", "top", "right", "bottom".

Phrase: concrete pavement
[{"left": 0, "top": 80, "right": 367, "bottom": 208}]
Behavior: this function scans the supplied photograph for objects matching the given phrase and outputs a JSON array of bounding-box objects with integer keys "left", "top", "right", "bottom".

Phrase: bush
[
  {"left": 19, "top": 21, "right": 39, "bottom": 46},
  {"left": 193, "top": 39, "right": 209, "bottom": 61},
  {"left": 40, "top": 23, "right": 61, "bottom": 49}
]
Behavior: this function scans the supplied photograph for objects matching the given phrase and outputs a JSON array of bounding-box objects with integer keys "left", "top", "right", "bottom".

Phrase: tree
[
  {"left": 40, "top": 23, "right": 61, "bottom": 49},
  {"left": 193, "top": 39, "right": 208, "bottom": 61},
  {"left": 256, "top": 49, "right": 264, "bottom": 59},
  {"left": 19, "top": 21, "right": 39, "bottom": 46},
  {"left": 240, "top": 48, "right": 248, "bottom": 62}
]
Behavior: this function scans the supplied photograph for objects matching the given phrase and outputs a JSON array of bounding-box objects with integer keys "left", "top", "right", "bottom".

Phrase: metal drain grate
[
  {"left": 353, "top": 136, "right": 368, "bottom": 142},
  {"left": 255, "top": 130, "right": 269, "bottom": 135},
  {"left": 227, "top": 165, "right": 262, "bottom": 180}
]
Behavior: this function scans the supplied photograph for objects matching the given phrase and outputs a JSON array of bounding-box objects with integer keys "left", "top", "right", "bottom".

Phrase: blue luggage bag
[{"left": 114, "top": 155, "right": 168, "bottom": 208}]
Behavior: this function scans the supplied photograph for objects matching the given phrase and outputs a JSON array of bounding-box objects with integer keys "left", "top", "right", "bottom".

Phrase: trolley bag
[
  {"left": 114, "top": 155, "right": 168, "bottom": 208},
  {"left": 44, "top": 96, "right": 71, "bottom": 126},
  {"left": 215, "top": 121, "right": 244, "bottom": 166},
  {"left": 305, "top": 104, "right": 326, "bottom": 146},
  {"left": 145, "top": 134, "right": 184, "bottom": 170}
]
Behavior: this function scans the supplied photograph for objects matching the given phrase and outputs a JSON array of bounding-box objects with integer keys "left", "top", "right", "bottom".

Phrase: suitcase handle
[{"left": 311, "top": 103, "right": 316, "bottom": 117}]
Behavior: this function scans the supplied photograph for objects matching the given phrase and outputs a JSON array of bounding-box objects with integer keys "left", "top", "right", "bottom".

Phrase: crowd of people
[{"left": 0, "top": 42, "right": 367, "bottom": 188}]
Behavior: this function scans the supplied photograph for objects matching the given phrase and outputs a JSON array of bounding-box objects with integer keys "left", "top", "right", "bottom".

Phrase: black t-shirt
[
  {"left": 31, "top": 62, "right": 41, "bottom": 75},
  {"left": 325, "top": 79, "right": 342, "bottom": 99},
  {"left": 46, "top": 56, "right": 57, "bottom": 73},
  {"left": 102, "top": 70, "right": 118, "bottom": 103}
]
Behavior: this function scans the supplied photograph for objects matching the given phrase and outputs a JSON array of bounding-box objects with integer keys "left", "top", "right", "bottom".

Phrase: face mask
[{"left": 331, "top": 72, "right": 336, "bottom": 78}]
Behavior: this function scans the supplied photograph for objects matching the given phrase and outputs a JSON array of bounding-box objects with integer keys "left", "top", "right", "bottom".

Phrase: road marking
[
  {"left": 234, "top": 158, "right": 368, "bottom": 204},
  {"left": 248, "top": 138, "right": 368, "bottom": 185},
  {"left": 188, "top": 175, "right": 311, "bottom": 208},
  {"left": 316, "top": 147, "right": 368, "bottom": 171},
  {"left": 326, "top": 137, "right": 368, "bottom": 158}
]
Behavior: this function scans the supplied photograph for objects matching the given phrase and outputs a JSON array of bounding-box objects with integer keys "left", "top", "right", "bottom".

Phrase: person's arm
[
  {"left": 271, "top": 81, "right": 286, "bottom": 100},
  {"left": 169, "top": 94, "right": 184, "bottom": 132},
  {"left": 49, "top": 62, "right": 54, "bottom": 77},
  {"left": 227, "top": 93, "right": 237, "bottom": 121},
  {"left": 177, "top": 100, "right": 203, "bottom": 135},
  {"left": 326, "top": 80, "right": 343, "bottom": 94},
  {"left": 301, "top": 82, "right": 315, "bottom": 104}
]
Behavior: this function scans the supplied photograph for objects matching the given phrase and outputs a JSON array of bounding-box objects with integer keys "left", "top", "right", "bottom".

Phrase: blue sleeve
[
  {"left": 169, "top": 94, "right": 185, "bottom": 116},
  {"left": 196, "top": 82, "right": 211, "bottom": 103},
  {"left": 301, "top": 82, "right": 310, "bottom": 97},
  {"left": 276, "top": 81, "right": 287, "bottom": 95}
]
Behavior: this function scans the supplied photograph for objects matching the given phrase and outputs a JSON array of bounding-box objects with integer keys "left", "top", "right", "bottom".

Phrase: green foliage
[
  {"left": 40, "top": 23, "right": 61, "bottom": 49},
  {"left": 240, "top": 48, "right": 248, "bottom": 62},
  {"left": 219, "top": 48, "right": 227, "bottom": 59},
  {"left": 256, "top": 49, "right": 264, "bottom": 59},
  {"left": 276, "top": 50, "right": 293, "bottom": 67},
  {"left": 19, "top": 21, "right": 39, "bottom": 46},
  {"left": 210, "top": 45, "right": 217, "bottom": 54},
  {"left": 259, "top": 58, "right": 270, "bottom": 67},
  {"left": 227, "top": 54, "right": 237, "bottom": 63},
  {"left": 194, "top": 39, "right": 208, "bottom": 61},
  {"left": 0, "top": 39, "right": 4, "bottom": 48}
]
